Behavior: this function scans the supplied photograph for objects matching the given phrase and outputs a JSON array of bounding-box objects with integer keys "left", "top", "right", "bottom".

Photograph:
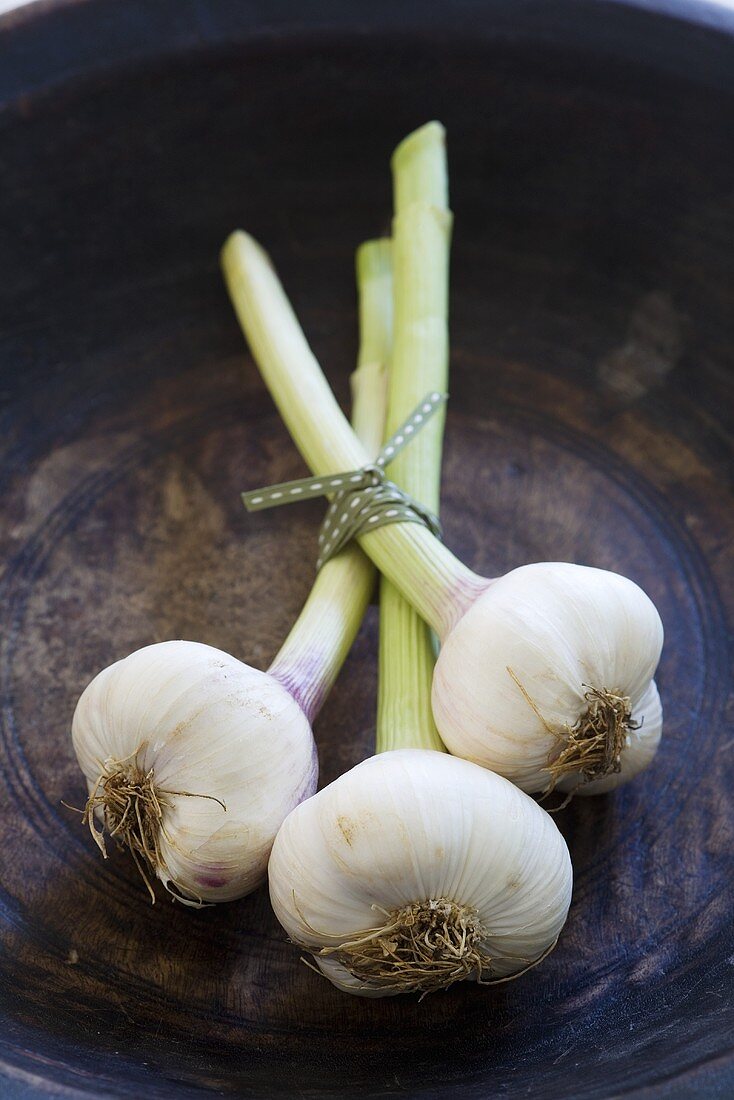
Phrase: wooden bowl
[{"left": 1, "top": 1, "right": 732, "bottom": 1095}]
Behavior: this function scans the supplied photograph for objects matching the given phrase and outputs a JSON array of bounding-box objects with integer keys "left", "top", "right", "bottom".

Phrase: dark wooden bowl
[{"left": 1, "top": 1, "right": 732, "bottom": 1096}]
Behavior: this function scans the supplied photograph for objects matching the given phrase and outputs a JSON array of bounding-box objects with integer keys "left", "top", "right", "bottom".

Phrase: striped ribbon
[{"left": 242, "top": 392, "right": 446, "bottom": 569}]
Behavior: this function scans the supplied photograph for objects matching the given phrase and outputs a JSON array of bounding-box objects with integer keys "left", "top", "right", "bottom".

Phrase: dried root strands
[
  {"left": 81, "top": 749, "right": 226, "bottom": 904},
  {"left": 546, "top": 686, "right": 639, "bottom": 793},
  {"left": 314, "top": 900, "right": 494, "bottom": 995}
]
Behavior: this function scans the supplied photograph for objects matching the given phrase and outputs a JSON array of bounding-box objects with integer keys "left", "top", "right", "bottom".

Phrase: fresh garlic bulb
[
  {"left": 432, "top": 562, "right": 664, "bottom": 795},
  {"left": 72, "top": 640, "right": 317, "bottom": 903},
  {"left": 269, "top": 750, "right": 573, "bottom": 997},
  {"left": 70, "top": 232, "right": 392, "bottom": 904}
]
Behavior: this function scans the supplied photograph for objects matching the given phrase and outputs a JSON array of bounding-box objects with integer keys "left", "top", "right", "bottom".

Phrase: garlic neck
[{"left": 269, "top": 544, "right": 375, "bottom": 725}]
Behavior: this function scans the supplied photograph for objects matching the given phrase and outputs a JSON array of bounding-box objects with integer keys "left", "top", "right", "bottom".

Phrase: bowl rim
[{"left": 1, "top": 0, "right": 734, "bottom": 108}]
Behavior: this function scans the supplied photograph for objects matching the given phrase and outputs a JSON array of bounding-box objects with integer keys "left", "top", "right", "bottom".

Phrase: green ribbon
[{"left": 242, "top": 391, "right": 446, "bottom": 569}]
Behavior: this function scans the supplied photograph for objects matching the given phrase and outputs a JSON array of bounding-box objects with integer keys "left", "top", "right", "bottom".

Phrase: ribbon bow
[{"left": 242, "top": 392, "right": 446, "bottom": 569}]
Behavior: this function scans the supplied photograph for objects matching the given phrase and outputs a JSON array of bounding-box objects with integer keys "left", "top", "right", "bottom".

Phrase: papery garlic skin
[
  {"left": 72, "top": 640, "right": 317, "bottom": 902},
  {"left": 432, "top": 562, "right": 664, "bottom": 795},
  {"left": 268, "top": 749, "right": 573, "bottom": 997}
]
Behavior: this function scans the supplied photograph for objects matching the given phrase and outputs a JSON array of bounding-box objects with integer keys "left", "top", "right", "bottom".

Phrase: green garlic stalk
[{"left": 376, "top": 122, "right": 449, "bottom": 754}]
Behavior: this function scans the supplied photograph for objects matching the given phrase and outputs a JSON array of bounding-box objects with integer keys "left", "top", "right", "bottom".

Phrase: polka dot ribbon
[{"left": 242, "top": 391, "right": 446, "bottom": 570}]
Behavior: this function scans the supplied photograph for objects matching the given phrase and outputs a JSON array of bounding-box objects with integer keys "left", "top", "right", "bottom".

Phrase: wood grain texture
[{"left": 0, "top": 1, "right": 732, "bottom": 1096}]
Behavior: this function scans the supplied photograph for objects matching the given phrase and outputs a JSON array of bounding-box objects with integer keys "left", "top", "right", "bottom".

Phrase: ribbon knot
[
  {"left": 361, "top": 463, "right": 387, "bottom": 488},
  {"left": 242, "top": 392, "right": 447, "bottom": 570}
]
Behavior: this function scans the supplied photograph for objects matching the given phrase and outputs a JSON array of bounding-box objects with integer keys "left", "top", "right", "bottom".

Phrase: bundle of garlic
[
  {"left": 221, "top": 134, "right": 664, "bottom": 801},
  {"left": 69, "top": 242, "right": 392, "bottom": 905},
  {"left": 268, "top": 122, "right": 573, "bottom": 997}
]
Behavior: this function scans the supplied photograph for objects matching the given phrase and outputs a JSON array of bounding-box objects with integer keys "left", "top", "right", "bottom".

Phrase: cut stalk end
[
  {"left": 356, "top": 237, "right": 393, "bottom": 283},
  {"left": 391, "top": 121, "right": 448, "bottom": 213}
]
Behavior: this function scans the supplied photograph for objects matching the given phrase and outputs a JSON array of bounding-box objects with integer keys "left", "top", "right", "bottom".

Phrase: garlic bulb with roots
[
  {"left": 433, "top": 561, "right": 663, "bottom": 795},
  {"left": 268, "top": 122, "right": 572, "bottom": 997},
  {"left": 269, "top": 751, "right": 573, "bottom": 997},
  {"left": 221, "top": 141, "right": 664, "bottom": 798},
  {"left": 73, "top": 640, "right": 316, "bottom": 903},
  {"left": 69, "top": 238, "right": 393, "bottom": 905}
]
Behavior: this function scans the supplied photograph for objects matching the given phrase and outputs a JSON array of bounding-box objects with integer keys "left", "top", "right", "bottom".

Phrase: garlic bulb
[
  {"left": 269, "top": 750, "right": 573, "bottom": 997},
  {"left": 69, "top": 238, "right": 392, "bottom": 904},
  {"left": 432, "top": 562, "right": 664, "bottom": 795},
  {"left": 73, "top": 640, "right": 316, "bottom": 903}
]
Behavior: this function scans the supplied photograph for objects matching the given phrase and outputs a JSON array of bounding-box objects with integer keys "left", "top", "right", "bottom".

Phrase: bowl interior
[{"left": 0, "top": 4, "right": 733, "bottom": 1097}]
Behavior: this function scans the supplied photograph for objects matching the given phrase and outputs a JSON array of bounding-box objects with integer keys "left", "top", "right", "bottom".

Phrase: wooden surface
[{"left": 0, "top": 1, "right": 732, "bottom": 1096}]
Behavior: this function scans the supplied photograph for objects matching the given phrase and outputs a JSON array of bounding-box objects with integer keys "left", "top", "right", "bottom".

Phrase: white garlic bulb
[
  {"left": 72, "top": 640, "right": 316, "bottom": 903},
  {"left": 71, "top": 231, "right": 392, "bottom": 906},
  {"left": 268, "top": 749, "right": 573, "bottom": 997},
  {"left": 432, "top": 562, "right": 664, "bottom": 795}
]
